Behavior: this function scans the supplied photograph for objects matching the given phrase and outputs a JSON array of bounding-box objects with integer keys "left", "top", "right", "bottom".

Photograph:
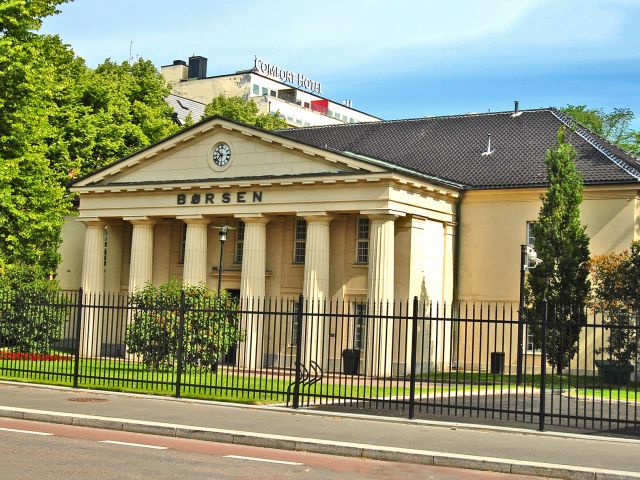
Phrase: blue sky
[{"left": 42, "top": 0, "right": 640, "bottom": 128}]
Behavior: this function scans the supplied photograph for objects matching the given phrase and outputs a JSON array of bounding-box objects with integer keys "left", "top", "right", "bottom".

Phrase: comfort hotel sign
[{"left": 254, "top": 57, "right": 323, "bottom": 94}]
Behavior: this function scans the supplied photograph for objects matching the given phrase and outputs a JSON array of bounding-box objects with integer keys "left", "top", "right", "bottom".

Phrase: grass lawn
[{"left": 2, "top": 358, "right": 637, "bottom": 405}]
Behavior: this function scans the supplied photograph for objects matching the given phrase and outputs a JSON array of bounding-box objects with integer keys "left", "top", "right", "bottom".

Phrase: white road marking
[
  {"left": 0, "top": 427, "right": 53, "bottom": 436},
  {"left": 99, "top": 440, "right": 168, "bottom": 450},
  {"left": 224, "top": 455, "right": 303, "bottom": 466}
]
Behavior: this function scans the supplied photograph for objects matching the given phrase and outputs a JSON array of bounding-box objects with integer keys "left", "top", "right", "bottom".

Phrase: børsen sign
[
  {"left": 177, "top": 191, "right": 263, "bottom": 205},
  {"left": 254, "top": 57, "right": 322, "bottom": 95}
]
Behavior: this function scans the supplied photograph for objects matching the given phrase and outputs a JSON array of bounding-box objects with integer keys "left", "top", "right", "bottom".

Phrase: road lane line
[
  {"left": 99, "top": 440, "right": 168, "bottom": 450},
  {"left": 223, "top": 455, "right": 303, "bottom": 466},
  {"left": 0, "top": 427, "right": 53, "bottom": 436}
]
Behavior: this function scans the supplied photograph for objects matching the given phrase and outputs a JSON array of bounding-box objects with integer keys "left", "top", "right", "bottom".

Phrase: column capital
[
  {"left": 234, "top": 213, "right": 270, "bottom": 224},
  {"left": 124, "top": 217, "right": 157, "bottom": 226},
  {"left": 360, "top": 209, "right": 406, "bottom": 221},
  {"left": 297, "top": 211, "right": 334, "bottom": 223},
  {"left": 177, "top": 215, "right": 210, "bottom": 225},
  {"left": 78, "top": 218, "right": 107, "bottom": 228}
]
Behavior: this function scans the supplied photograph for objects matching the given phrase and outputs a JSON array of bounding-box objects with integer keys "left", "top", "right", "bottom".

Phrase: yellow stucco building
[{"left": 58, "top": 106, "right": 640, "bottom": 373}]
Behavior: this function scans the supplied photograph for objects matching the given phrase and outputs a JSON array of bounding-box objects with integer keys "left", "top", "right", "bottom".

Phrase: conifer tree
[{"left": 527, "top": 127, "right": 591, "bottom": 374}]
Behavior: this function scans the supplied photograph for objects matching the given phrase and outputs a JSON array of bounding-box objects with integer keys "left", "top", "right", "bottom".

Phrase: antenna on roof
[{"left": 481, "top": 134, "right": 494, "bottom": 156}]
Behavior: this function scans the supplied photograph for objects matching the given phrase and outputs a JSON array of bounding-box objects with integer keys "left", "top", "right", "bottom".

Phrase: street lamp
[
  {"left": 215, "top": 225, "right": 230, "bottom": 295},
  {"left": 516, "top": 244, "right": 542, "bottom": 385}
]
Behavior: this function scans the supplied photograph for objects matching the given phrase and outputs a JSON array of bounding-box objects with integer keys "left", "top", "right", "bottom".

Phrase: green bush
[
  {"left": 126, "top": 279, "right": 244, "bottom": 370},
  {"left": 0, "top": 263, "right": 66, "bottom": 353}
]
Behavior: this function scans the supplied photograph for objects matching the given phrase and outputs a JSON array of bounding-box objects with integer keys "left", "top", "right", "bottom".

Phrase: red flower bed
[{"left": 0, "top": 352, "right": 73, "bottom": 362}]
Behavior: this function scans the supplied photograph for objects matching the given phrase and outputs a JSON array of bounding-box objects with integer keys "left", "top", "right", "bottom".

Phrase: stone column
[
  {"left": 300, "top": 213, "right": 332, "bottom": 368},
  {"left": 237, "top": 215, "right": 268, "bottom": 369},
  {"left": 126, "top": 218, "right": 156, "bottom": 293},
  {"left": 179, "top": 216, "right": 210, "bottom": 286},
  {"left": 79, "top": 220, "right": 106, "bottom": 357},
  {"left": 364, "top": 211, "right": 402, "bottom": 377}
]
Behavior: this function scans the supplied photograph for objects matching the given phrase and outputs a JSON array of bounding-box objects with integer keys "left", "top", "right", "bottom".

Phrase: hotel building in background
[{"left": 161, "top": 56, "right": 381, "bottom": 127}]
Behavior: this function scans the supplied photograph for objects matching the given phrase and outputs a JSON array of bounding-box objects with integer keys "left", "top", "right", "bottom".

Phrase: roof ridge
[
  {"left": 166, "top": 93, "right": 207, "bottom": 106},
  {"left": 277, "top": 107, "right": 555, "bottom": 133},
  {"left": 550, "top": 109, "right": 640, "bottom": 181}
]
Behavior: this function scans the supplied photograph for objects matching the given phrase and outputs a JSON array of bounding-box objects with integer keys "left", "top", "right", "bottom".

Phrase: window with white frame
[
  {"left": 293, "top": 219, "right": 307, "bottom": 264},
  {"left": 526, "top": 221, "right": 538, "bottom": 268},
  {"left": 103, "top": 227, "right": 108, "bottom": 269},
  {"left": 354, "top": 304, "right": 366, "bottom": 349},
  {"left": 178, "top": 222, "right": 187, "bottom": 265},
  {"left": 356, "top": 217, "right": 369, "bottom": 264},
  {"left": 234, "top": 220, "right": 245, "bottom": 264}
]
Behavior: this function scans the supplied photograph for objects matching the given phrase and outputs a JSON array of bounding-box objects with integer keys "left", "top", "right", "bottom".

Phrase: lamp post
[
  {"left": 516, "top": 244, "right": 541, "bottom": 386},
  {"left": 217, "top": 225, "right": 229, "bottom": 295}
]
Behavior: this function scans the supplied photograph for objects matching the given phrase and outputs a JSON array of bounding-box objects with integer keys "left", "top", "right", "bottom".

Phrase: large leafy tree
[
  {"left": 204, "top": 94, "right": 288, "bottom": 130},
  {"left": 561, "top": 105, "right": 640, "bottom": 156},
  {"left": 527, "top": 127, "right": 591, "bottom": 374},
  {"left": 0, "top": 1, "right": 178, "bottom": 274}
]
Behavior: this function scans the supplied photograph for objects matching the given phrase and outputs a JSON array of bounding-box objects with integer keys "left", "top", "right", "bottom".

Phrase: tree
[
  {"left": 527, "top": 127, "right": 591, "bottom": 374},
  {"left": 204, "top": 95, "right": 288, "bottom": 130},
  {"left": 126, "top": 279, "right": 244, "bottom": 371},
  {"left": 590, "top": 243, "right": 640, "bottom": 365},
  {"left": 0, "top": 1, "right": 178, "bottom": 273},
  {"left": 561, "top": 105, "right": 640, "bottom": 156}
]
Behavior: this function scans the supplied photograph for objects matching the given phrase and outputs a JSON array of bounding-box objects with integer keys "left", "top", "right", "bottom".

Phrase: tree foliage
[
  {"left": 0, "top": 1, "right": 178, "bottom": 273},
  {"left": 126, "top": 279, "right": 244, "bottom": 371},
  {"left": 590, "top": 243, "right": 640, "bottom": 364},
  {"left": 561, "top": 105, "right": 640, "bottom": 156},
  {"left": 204, "top": 94, "right": 288, "bottom": 130},
  {"left": 527, "top": 127, "right": 591, "bottom": 374}
]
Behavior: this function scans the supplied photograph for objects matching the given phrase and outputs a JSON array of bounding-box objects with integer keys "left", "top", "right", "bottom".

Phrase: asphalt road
[{"left": 0, "top": 418, "right": 545, "bottom": 480}]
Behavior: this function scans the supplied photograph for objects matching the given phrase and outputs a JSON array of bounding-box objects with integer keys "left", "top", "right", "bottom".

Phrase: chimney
[
  {"left": 188, "top": 55, "right": 208, "bottom": 80},
  {"left": 514, "top": 100, "right": 520, "bottom": 114},
  {"left": 161, "top": 59, "right": 188, "bottom": 83}
]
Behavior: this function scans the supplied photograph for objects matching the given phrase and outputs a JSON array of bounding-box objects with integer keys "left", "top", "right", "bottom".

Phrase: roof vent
[
  {"left": 512, "top": 100, "right": 522, "bottom": 117},
  {"left": 481, "top": 134, "right": 494, "bottom": 156}
]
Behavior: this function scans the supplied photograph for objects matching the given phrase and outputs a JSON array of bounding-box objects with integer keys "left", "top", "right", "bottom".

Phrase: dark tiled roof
[
  {"left": 165, "top": 94, "right": 206, "bottom": 125},
  {"left": 275, "top": 109, "right": 640, "bottom": 189}
]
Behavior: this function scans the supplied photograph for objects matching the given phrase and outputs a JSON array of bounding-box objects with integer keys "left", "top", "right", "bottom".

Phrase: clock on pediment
[{"left": 208, "top": 142, "right": 232, "bottom": 171}]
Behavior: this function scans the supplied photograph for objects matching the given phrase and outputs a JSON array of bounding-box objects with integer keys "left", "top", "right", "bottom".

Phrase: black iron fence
[{"left": 0, "top": 289, "right": 638, "bottom": 435}]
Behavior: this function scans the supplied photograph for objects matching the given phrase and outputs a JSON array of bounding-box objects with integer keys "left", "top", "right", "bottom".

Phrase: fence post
[
  {"left": 292, "top": 294, "right": 304, "bottom": 409},
  {"left": 408, "top": 296, "right": 419, "bottom": 420},
  {"left": 175, "top": 290, "right": 186, "bottom": 399},
  {"left": 538, "top": 300, "right": 548, "bottom": 432},
  {"left": 72, "top": 288, "right": 84, "bottom": 389}
]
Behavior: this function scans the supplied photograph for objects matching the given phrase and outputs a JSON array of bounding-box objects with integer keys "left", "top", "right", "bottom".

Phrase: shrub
[
  {"left": 0, "top": 263, "right": 66, "bottom": 353},
  {"left": 590, "top": 243, "right": 640, "bottom": 364},
  {"left": 125, "top": 279, "right": 244, "bottom": 370}
]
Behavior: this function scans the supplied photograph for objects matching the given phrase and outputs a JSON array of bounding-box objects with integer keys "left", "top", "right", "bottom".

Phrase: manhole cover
[{"left": 67, "top": 397, "right": 109, "bottom": 403}]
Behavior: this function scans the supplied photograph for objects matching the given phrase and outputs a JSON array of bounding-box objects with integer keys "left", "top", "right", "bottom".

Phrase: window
[
  {"left": 525, "top": 221, "right": 537, "bottom": 268},
  {"left": 289, "top": 302, "right": 300, "bottom": 346},
  {"left": 261, "top": 86, "right": 268, "bottom": 95},
  {"left": 270, "top": 90, "right": 277, "bottom": 97},
  {"left": 327, "top": 109, "right": 333, "bottom": 117},
  {"left": 354, "top": 304, "right": 366, "bottom": 349},
  {"left": 179, "top": 222, "right": 187, "bottom": 265},
  {"left": 526, "top": 326, "right": 538, "bottom": 353},
  {"left": 103, "top": 227, "right": 108, "bottom": 269},
  {"left": 252, "top": 84, "right": 259, "bottom": 95},
  {"left": 234, "top": 220, "right": 245, "bottom": 264},
  {"left": 304, "top": 102, "right": 310, "bottom": 109},
  {"left": 295, "top": 118, "right": 302, "bottom": 126},
  {"left": 356, "top": 217, "right": 369, "bottom": 264},
  {"left": 293, "top": 219, "right": 307, "bottom": 264}
]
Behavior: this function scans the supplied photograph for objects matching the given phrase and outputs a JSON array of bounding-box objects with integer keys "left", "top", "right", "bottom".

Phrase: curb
[{"left": 0, "top": 406, "right": 638, "bottom": 480}]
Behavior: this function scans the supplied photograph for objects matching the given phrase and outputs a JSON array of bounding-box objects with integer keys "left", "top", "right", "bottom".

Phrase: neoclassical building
[{"left": 61, "top": 106, "right": 640, "bottom": 371}]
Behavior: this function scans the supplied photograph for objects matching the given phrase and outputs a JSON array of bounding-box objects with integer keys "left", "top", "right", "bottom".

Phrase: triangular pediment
[{"left": 72, "top": 117, "right": 386, "bottom": 188}]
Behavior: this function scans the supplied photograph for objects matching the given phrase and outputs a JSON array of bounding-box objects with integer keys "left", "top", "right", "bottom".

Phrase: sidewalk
[{"left": 0, "top": 381, "right": 638, "bottom": 479}]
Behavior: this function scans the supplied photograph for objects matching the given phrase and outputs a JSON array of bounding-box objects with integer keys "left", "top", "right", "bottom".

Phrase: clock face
[{"left": 212, "top": 143, "right": 231, "bottom": 167}]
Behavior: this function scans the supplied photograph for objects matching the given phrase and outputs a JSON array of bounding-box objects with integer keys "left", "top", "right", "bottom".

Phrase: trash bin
[
  {"left": 490, "top": 352, "right": 505, "bottom": 374},
  {"left": 342, "top": 349, "right": 361, "bottom": 375}
]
